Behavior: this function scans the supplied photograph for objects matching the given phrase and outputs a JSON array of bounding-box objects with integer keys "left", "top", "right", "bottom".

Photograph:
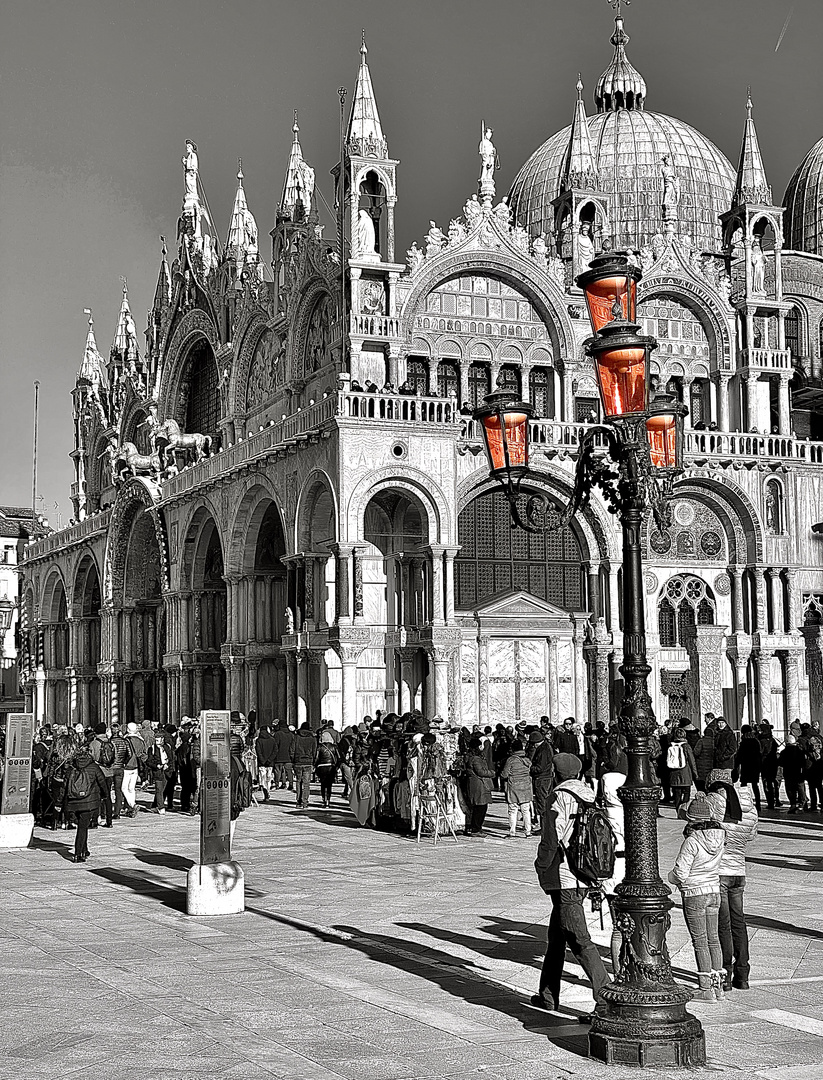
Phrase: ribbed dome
[
  {"left": 509, "top": 110, "right": 736, "bottom": 254},
  {"left": 784, "top": 137, "right": 823, "bottom": 254}
]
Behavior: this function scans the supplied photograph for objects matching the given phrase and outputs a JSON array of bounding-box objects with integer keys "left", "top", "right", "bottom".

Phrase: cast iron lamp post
[{"left": 474, "top": 251, "right": 703, "bottom": 1067}]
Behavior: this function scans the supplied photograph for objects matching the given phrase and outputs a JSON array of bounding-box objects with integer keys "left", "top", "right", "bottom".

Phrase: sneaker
[
  {"left": 529, "top": 993, "right": 558, "bottom": 1011},
  {"left": 692, "top": 988, "right": 716, "bottom": 1002},
  {"left": 504, "top": 833, "right": 517, "bottom": 840},
  {"left": 158, "top": 808, "right": 166, "bottom": 815},
  {"left": 149, "top": 808, "right": 160, "bottom": 815}
]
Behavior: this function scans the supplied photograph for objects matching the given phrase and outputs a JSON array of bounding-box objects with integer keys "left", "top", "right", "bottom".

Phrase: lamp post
[
  {"left": 474, "top": 252, "right": 702, "bottom": 1067},
  {"left": 0, "top": 596, "right": 15, "bottom": 700}
]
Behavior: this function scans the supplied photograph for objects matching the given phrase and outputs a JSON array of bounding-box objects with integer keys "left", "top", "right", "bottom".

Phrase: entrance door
[{"left": 487, "top": 639, "right": 548, "bottom": 725}]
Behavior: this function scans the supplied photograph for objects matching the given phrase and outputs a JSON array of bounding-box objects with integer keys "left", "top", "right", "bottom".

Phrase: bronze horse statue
[
  {"left": 101, "top": 442, "right": 162, "bottom": 483},
  {"left": 144, "top": 413, "right": 212, "bottom": 468}
]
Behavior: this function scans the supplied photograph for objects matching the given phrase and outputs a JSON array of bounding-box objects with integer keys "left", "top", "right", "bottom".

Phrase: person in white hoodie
[
  {"left": 706, "top": 771, "right": 758, "bottom": 991},
  {"left": 598, "top": 771, "right": 626, "bottom": 974},
  {"left": 532, "top": 753, "right": 611, "bottom": 1015},
  {"left": 668, "top": 792, "right": 726, "bottom": 1001}
]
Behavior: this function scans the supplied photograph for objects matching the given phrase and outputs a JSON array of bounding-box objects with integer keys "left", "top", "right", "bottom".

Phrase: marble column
[
  {"left": 547, "top": 636, "right": 560, "bottom": 724},
  {"left": 443, "top": 548, "right": 458, "bottom": 624},
  {"left": 746, "top": 373, "right": 760, "bottom": 432},
  {"left": 768, "top": 567, "right": 784, "bottom": 634},
  {"left": 730, "top": 566, "right": 745, "bottom": 633},
  {"left": 428, "top": 546, "right": 446, "bottom": 626},
  {"left": 754, "top": 568, "right": 768, "bottom": 634},
  {"left": 334, "top": 544, "right": 353, "bottom": 624},
  {"left": 246, "top": 659, "right": 260, "bottom": 716},
  {"left": 756, "top": 650, "right": 773, "bottom": 725},
  {"left": 296, "top": 651, "right": 308, "bottom": 727},
  {"left": 785, "top": 569, "right": 801, "bottom": 631},
  {"left": 778, "top": 373, "right": 792, "bottom": 436},
  {"left": 285, "top": 652, "right": 297, "bottom": 725},
  {"left": 801, "top": 626, "right": 823, "bottom": 728},
  {"left": 336, "top": 644, "right": 365, "bottom": 729},
  {"left": 429, "top": 647, "right": 453, "bottom": 720},
  {"left": 398, "top": 647, "right": 416, "bottom": 714},
  {"left": 477, "top": 635, "right": 490, "bottom": 722},
  {"left": 608, "top": 564, "right": 621, "bottom": 634},
  {"left": 785, "top": 652, "right": 801, "bottom": 725}
]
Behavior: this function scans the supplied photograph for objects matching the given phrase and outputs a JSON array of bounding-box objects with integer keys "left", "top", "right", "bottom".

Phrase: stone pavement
[{"left": 2, "top": 786, "right": 823, "bottom": 1080}]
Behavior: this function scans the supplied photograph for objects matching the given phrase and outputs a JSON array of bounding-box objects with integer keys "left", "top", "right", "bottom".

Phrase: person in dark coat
[
  {"left": 758, "top": 722, "right": 780, "bottom": 808},
  {"left": 146, "top": 732, "right": 175, "bottom": 814},
  {"left": 500, "top": 740, "right": 534, "bottom": 837},
  {"left": 735, "top": 726, "right": 763, "bottom": 811},
  {"left": 291, "top": 723, "right": 317, "bottom": 808},
  {"left": 464, "top": 737, "right": 494, "bottom": 836},
  {"left": 779, "top": 735, "right": 808, "bottom": 813},
  {"left": 255, "top": 724, "right": 277, "bottom": 797},
  {"left": 667, "top": 728, "right": 697, "bottom": 809},
  {"left": 272, "top": 721, "right": 295, "bottom": 790},
  {"left": 713, "top": 718, "right": 738, "bottom": 773},
  {"left": 63, "top": 747, "right": 109, "bottom": 862},
  {"left": 553, "top": 717, "right": 581, "bottom": 756},
  {"left": 693, "top": 726, "right": 716, "bottom": 792},
  {"left": 527, "top": 730, "right": 554, "bottom": 829}
]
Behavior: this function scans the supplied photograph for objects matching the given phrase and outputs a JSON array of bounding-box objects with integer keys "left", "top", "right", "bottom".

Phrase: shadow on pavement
[
  {"left": 747, "top": 854, "right": 823, "bottom": 874},
  {"left": 31, "top": 834, "right": 77, "bottom": 861},
  {"left": 746, "top": 912, "right": 823, "bottom": 940},
  {"left": 251, "top": 909, "right": 591, "bottom": 1058},
  {"left": 130, "top": 848, "right": 194, "bottom": 873},
  {"left": 87, "top": 866, "right": 188, "bottom": 911}
]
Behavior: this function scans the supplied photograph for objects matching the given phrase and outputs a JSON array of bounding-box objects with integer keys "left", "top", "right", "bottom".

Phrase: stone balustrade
[
  {"left": 342, "top": 391, "right": 459, "bottom": 425},
  {"left": 24, "top": 509, "right": 112, "bottom": 562},
  {"left": 350, "top": 313, "right": 401, "bottom": 338},
  {"left": 742, "top": 347, "right": 792, "bottom": 371}
]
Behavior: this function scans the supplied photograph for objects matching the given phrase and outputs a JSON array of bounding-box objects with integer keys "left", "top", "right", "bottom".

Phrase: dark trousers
[
  {"left": 165, "top": 770, "right": 177, "bottom": 810},
  {"left": 74, "top": 810, "right": 93, "bottom": 859},
  {"left": 111, "top": 768, "right": 124, "bottom": 818},
  {"left": 99, "top": 776, "right": 113, "bottom": 825},
  {"left": 275, "top": 763, "right": 294, "bottom": 787},
  {"left": 785, "top": 777, "right": 804, "bottom": 809},
  {"left": 153, "top": 773, "right": 167, "bottom": 810},
  {"left": 539, "top": 889, "right": 611, "bottom": 1007},
  {"left": 718, "top": 875, "right": 749, "bottom": 983},
  {"left": 179, "top": 764, "right": 196, "bottom": 812},
  {"left": 468, "top": 804, "right": 488, "bottom": 833},
  {"left": 762, "top": 774, "right": 779, "bottom": 807},
  {"left": 317, "top": 766, "right": 335, "bottom": 803},
  {"left": 294, "top": 765, "right": 312, "bottom": 807},
  {"left": 533, "top": 776, "right": 553, "bottom": 822},
  {"left": 807, "top": 768, "right": 823, "bottom": 811},
  {"left": 672, "top": 785, "right": 691, "bottom": 809}
]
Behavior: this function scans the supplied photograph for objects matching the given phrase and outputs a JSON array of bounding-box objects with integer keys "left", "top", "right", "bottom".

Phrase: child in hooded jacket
[{"left": 668, "top": 792, "right": 726, "bottom": 1001}]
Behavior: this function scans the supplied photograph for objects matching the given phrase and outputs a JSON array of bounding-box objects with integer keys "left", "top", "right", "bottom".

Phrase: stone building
[{"left": 19, "top": 14, "right": 823, "bottom": 734}]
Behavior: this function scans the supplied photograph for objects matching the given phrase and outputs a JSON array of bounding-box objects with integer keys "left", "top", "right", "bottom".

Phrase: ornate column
[
  {"left": 767, "top": 567, "right": 784, "bottom": 633},
  {"left": 443, "top": 547, "right": 459, "bottom": 624},
  {"left": 427, "top": 646, "right": 455, "bottom": 720},
  {"left": 754, "top": 568, "right": 768, "bottom": 633},
  {"left": 332, "top": 636, "right": 368, "bottom": 729},
  {"left": 180, "top": 662, "right": 191, "bottom": 717},
  {"left": 746, "top": 372, "right": 759, "bottom": 432},
  {"left": 785, "top": 652, "right": 801, "bottom": 725},
  {"left": 572, "top": 624, "right": 587, "bottom": 719},
  {"left": 729, "top": 566, "right": 745, "bottom": 633},
  {"left": 296, "top": 650, "right": 308, "bottom": 727},
  {"left": 303, "top": 559, "right": 315, "bottom": 629},
  {"left": 352, "top": 545, "right": 365, "bottom": 622},
  {"left": 801, "top": 626, "right": 823, "bottom": 728},
  {"left": 180, "top": 592, "right": 191, "bottom": 653},
  {"left": 398, "top": 647, "right": 417, "bottom": 714},
  {"left": 427, "top": 546, "right": 446, "bottom": 626},
  {"left": 333, "top": 544, "right": 353, "bottom": 625},
  {"left": 713, "top": 373, "right": 730, "bottom": 432},
  {"left": 778, "top": 373, "right": 792, "bottom": 436},
  {"left": 584, "top": 619, "right": 613, "bottom": 730},
  {"left": 785, "top": 569, "right": 801, "bottom": 631},
  {"left": 684, "top": 624, "right": 728, "bottom": 725},
  {"left": 608, "top": 563, "right": 621, "bottom": 633},
  {"left": 227, "top": 655, "right": 243, "bottom": 711},
  {"left": 477, "top": 634, "right": 490, "bottom": 721},
  {"left": 245, "top": 577, "right": 257, "bottom": 642},
  {"left": 246, "top": 658, "right": 260, "bottom": 716},
  {"left": 547, "top": 636, "right": 560, "bottom": 724},
  {"left": 756, "top": 650, "right": 773, "bottom": 725}
]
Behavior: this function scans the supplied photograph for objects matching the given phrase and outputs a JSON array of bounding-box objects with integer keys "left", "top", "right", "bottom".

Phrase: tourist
[
  {"left": 706, "top": 772, "right": 758, "bottom": 991},
  {"left": 189, "top": 722, "right": 203, "bottom": 815},
  {"left": 88, "top": 722, "right": 114, "bottom": 827},
  {"left": 146, "top": 731, "right": 174, "bottom": 814},
  {"left": 63, "top": 743, "right": 109, "bottom": 863},
  {"left": 712, "top": 718, "right": 737, "bottom": 773},
  {"left": 667, "top": 727, "right": 697, "bottom": 809},
  {"left": 693, "top": 723, "right": 716, "bottom": 792},
  {"left": 162, "top": 725, "right": 179, "bottom": 810},
  {"left": 526, "top": 728, "right": 554, "bottom": 830},
  {"left": 108, "top": 723, "right": 131, "bottom": 820},
  {"left": 292, "top": 722, "right": 317, "bottom": 808},
  {"left": 500, "top": 739, "right": 534, "bottom": 838},
  {"left": 176, "top": 720, "right": 197, "bottom": 813},
  {"left": 758, "top": 721, "right": 780, "bottom": 808},
  {"left": 735, "top": 726, "right": 762, "bottom": 812},
  {"left": 668, "top": 792, "right": 726, "bottom": 1001},
  {"left": 778, "top": 735, "right": 808, "bottom": 813},
  {"left": 599, "top": 722, "right": 628, "bottom": 777},
  {"left": 464, "top": 736, "right": 494, "bottom": 837},
  {"left": 553, "top": 717, "right": 581, "bottom": 756},
  {"left": 598, "top": 770, "right": 626, "bottom": 973},
  {"left": 272, "top": 720, "right": 295, "bottom": 790},
  {"left": 316, "top": 730, "right": 340, "bottom": 808},
  {"left": 46, "top": 732, "right": 78, "bottom": 830},
  {"left": 532, "top": 752, "right": 611, "bottom": 1016},
  {"left": 121, "top": 722, "right": 146, "bottom": 817},
  {"left": 256, "top": 723, "right": 276, "bottom": 799},
  {"left": 805, "top": 724, "right": 823, "bottom": 812}
]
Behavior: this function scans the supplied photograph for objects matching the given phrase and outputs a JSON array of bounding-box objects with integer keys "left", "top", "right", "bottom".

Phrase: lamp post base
[{"left": 589, "top": 999, "right": 705, "bottom": 1068}]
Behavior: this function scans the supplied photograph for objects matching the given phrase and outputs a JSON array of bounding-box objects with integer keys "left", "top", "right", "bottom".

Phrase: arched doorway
[
  {"left": 73, "top": 556, "right": 102, "bottom": 727},
  {"left": 181, "top": 509, "right": 227, "bottom": 714},
  {"left": 242, "top": 499, "right": 287, "bottom": 724},
  {"left": 122, "top": 512, "right": 165, "bottom": 725},
  {"left": 42, "top": 572, "right": 70, "bottom": 724}
]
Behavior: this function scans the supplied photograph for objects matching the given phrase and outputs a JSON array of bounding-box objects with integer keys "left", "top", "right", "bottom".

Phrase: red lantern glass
[
  {"left": 473, "top": 390, "right": 534, "bottom": 481},
  {"left": 646, "top": 390, "right": 686, "bottom": 472},
  {"left": 576, "top": 253, "right": 641, "bottom": 333},
  {"left": 588, "top": 332, "right": 651, "bottom": 418}
]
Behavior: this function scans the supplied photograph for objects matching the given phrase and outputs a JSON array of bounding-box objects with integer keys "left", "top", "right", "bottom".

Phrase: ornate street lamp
[
  {"left": 474, "top": 252, "right": 703, "bottom": 1067},
  {"left": 0, "top": 596, "right": 14, "bottom": 635}
]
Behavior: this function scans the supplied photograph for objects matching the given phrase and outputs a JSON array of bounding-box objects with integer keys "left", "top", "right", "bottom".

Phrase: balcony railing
[
  {"left": 350, "top": 313, "right": 401, "bottom": 338},
  {"left": 742, "top": 347, "right": 792, "bottom": 371},
  {"left": 342, "top": 391, "right": 459, "bottom": 425},
  {"left": 24, "top": 509, "right": 112, "bottom": 562}
]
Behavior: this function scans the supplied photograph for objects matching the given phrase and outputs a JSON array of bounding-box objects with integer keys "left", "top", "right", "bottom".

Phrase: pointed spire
[
  {"left": 560, "top": 76, "right": 598, "bottom": 191},
  {"left": 347, "top": 31, "right": 388, "bottom": 158},
  {"left": 281, "top": 111, "right": 316, "bottom": 217},
  {"left": 152, "top": 235, "right": 171, "bottom": 312},
  {"left": 78, "top": 309, "right": 106, "bottom": 383},
  {"left": 595, "top": 11, "right": 646, "bottom": 112},
  {"left": 111, "top": 279, "right": 139, "bottom": 365},
  {"left": 226, "top": 159, "right": 259, "bottom": 282},
  {"left": 733, "top": 88, "right": 772, "bottom": 205}
]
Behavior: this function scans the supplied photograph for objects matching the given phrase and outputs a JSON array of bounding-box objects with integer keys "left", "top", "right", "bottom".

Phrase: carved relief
[{"left": 246, "top": 329, "right": 285, "bottom": 410}]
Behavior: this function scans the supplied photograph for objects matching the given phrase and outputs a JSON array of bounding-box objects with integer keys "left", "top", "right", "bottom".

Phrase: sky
[{"left": 2, "top": 0, "right": 821, "bottom": 526}]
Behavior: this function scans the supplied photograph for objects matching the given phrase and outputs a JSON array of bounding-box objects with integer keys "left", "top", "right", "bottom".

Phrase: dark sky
[{"left": 2, "top": 0, "right": 821, "bottom": 524}]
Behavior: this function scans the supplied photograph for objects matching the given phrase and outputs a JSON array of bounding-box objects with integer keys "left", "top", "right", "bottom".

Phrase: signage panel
[
  {"left": 1, "top": 713, "right": 34, "bottom": 816},
  {"left": 199, "top": 710, "right": 231, "bottom": 865}
]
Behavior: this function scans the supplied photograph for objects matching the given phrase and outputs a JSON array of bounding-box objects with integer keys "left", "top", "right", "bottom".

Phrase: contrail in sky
[{"left": 775, "top": 6, "right": 794, "bottom": 52}]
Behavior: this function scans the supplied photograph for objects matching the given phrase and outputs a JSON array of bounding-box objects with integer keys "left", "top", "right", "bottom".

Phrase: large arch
[
  {"left": 180, "top": 505, "right": 227, "bottom": 713},
  {"left": 72, "top": 554, "right": 103, "bottom": 727},
  {"left": 672, "top": 473, "right": 764, "bottom": 565},
  {"left": 638, "top": 276, "right": 733, "bottom": 373},
  {"left": 41, "top": 568, "right": 70, "bottom": 723},
  {"left": 156, "top": 307, "right": 220, "bottom": 425},
  {"left": 347, "top": 466, "right": 451, "bottom": 547}
]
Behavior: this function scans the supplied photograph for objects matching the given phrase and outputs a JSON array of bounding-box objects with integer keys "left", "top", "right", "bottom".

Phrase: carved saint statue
[
  {"left": 406, "top": 241, "right": 424, "bottom": 272},
  {"left": 750, "top": 235, "right": 766, "bottom": 295},
  {"left": 651, "top": 232, "right": 666, "bottom": 261},
  {"left": 493, "top": 197, "right": 512, "bottom": 228},
  {"left": 661, "top": 155, "right": 680, "bottom": 221},
  {"left": 425, "top": 221, "right": 446, "bottom": 256},
  {"left": 448, "top": 219, "right": 467, "bottom": 245},
  {"left": 354, "top": 209, "right": 377, "bottom": 258},
  {"left": 575, "top": 221, "right": 596, "bottom": 274},
  {"left": 765, "top": 484, "right": 780, "bottom": 534},
  {"left": 463, "top": 193, "right": 482, "bottom": 228},
  {"left": 183, "top": 140, "right": 199, "bottom": 203},
  {"left": 531, "top": 234, "right": 548, "bottom": 269},
  {"left": 285, "top": 607, "right": 295, "bottom": 634},
  {"left": 478, "top": 127, "right": 497, "bottom": 183}
]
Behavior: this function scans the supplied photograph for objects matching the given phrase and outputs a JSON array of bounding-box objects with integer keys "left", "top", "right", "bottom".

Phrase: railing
[
  {"left": 742, "top": 347, "right": 792, "bottom": 371},
  {"left": 24, "top": 509, "right": 112, "bottom": 562},
  {"left": 461, "top": 417, "right": 607, "bottom": 451},
  {"left": 342, "top": 391, "right": 459, "bottom": 425},
  {"left": 350, "top": 313, "right": 401, "bottom": 338},
  {"left": 162, "top": 394, "right": 339, "bottom": 498}
]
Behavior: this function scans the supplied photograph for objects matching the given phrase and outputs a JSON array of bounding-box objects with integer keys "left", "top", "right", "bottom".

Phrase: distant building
[
  {"left": 0, "top": 506, "right": 49, "bottom": 719},
  {"left": 18, "top": 12, "right": 823, "bottom": 733}
]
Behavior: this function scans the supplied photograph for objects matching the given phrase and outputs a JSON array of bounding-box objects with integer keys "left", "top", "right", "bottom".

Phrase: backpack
[
  {"left": 98, "top": 739, "right": 116, "bottom": 768},
  {"left": 666, "top": 742, "right": 686, "bottom": 771},
  {"left": 67, "top": 763, "right": 94, "bottom": 801},
  {"left": 565, "top": 797, "right": 616, "bottom": 887},
  {"left": 356, "top": 772, "right": 373, "bottom": 801}
]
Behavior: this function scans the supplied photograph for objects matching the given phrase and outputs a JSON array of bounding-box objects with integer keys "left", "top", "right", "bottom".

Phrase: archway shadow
[{"left": 250, "top": 909, "right": 591, "bottom": 1058}]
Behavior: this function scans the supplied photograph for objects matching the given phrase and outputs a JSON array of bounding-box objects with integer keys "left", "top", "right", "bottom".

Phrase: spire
[
  {"left": 111, "top": 279, "right": 139, "bottom": 365},
  {"left": 226, "top": 160, "right": 260, "bottom": 283},
  {"left": 281, "top": 111, "right": 316, "bottom": 217},
  {"left": 152, "top": 235, "right": 171, "bottom": 313},
  {"left": 733, "top": 89, "right": 772, "bottom": 205},
  {"left": 78, "top": 309, "right": 106, "bottom": 383},
  {"left": 347, "top": 31, "right": 388, "bottom": 158},
  {"left": 560, "top": 76, "right": 598, "bottom": 191},
  {"left": 595, "top": 11, "right": 647, "bottom": 112}
]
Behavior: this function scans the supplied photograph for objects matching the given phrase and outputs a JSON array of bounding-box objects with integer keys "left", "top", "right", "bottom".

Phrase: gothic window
[
  {"left": 437, "top": 360, "right": 460, "bottom": 399},
  {"left": 183, "top": 340, "right": 220, "bottom": 437},
  {"left": 497, "top": 365, "right": 520, "bottom": 396},
  {"left": 576, "top": 397, "right": 600, "bottom": 423},
  {"left": 468, "top": 362, "right": 491, "bottom": 408},
  {"left": 456, "top": 488, "right": 582, "bottom": 610},
  {"left": 689, "top": 380, "right": 705, "bottom": 427},
  {"left": 804, "top": 594, "right": 823, "bottom": 626},
  {"left": 406, "top": 358, "right": 429, "bottom": 396},
  {"left": 530, "top": 367, "right": 554, "bottom": 418},
  {"left": 785, "top": 307, "right": 802, "bottom": 359},
  {"left": 657, "top": 575, "right": 715, "bottom": 647}
]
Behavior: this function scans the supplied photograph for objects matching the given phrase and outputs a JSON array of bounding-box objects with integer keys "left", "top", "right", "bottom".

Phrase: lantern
[
  {"left": 576, "top": 252, "right": 642, "bottom": 333},
  {"left": 473, "top": 389, "right": 534, "bottom": 485},
  {"left": 646, "top": 389, "right": 687, "bottom": 473},
  {"left": 0, "top": 596, "right": 14, "bottom": 634},
  {"left": 587, "top": 328, "right": 653, "bottom": 418}
]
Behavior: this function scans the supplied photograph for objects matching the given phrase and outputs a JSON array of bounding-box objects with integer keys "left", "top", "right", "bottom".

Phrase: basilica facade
[{"left": 19, "top": 14, "right": 823, "bottom": 735}]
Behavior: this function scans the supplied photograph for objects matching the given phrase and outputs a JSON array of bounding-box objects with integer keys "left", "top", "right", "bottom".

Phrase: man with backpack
[
  {"left": 89, "top": 723, "right": 115, "bottom": 827},
  {"left": 532, "top": 753, "right": 613, "bottom": 1017},
  {"left": 62, "top": 746, "right": 109, "bottom": 862}
]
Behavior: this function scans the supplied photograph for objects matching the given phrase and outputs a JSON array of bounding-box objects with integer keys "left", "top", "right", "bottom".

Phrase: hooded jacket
[
  {"left": 499, "top": 750, "right": 533, "bottom": 805},
  {"left": 63, "top": 750, "right": 109, "bottom": 814},
  {"left": 707, "top": 785, "right": 758, "bottom": 877},
  {"left": 599, "top": 771, "right": 626, "bottom": 896},
  {"left": 668, "top": 824, "right": 725, "bottom": 896},
  {"left": 534, "top": 778, "right": 596, "bottom": 892},
  {"left": 291, "top": 728, "right": 318, "bottom": 767}
]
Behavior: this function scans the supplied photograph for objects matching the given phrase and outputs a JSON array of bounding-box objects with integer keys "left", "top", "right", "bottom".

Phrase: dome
[
  {"left": 508, "top": 15, "right": 736, "bottom": 255},
  {"left": 783, "top": 137, "right": 823, "bottom": 254}
]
